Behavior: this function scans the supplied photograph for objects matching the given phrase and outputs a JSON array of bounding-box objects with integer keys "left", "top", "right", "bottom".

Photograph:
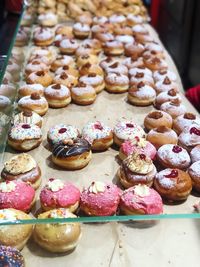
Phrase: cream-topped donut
[
  {"left": 44, "top": 84, "right": 71, "bottom": 108},
  {"left": 127, "top": 14, "right": 144, "bottom": 26},
  {"left": 79, "top": 73, "right": 105, "bottom": 93},
  {"left": 51, "top": 55, "right": 75, "bottom": 72},
  {"left": 124, "top": 42, "right": 144, "bottom": 59},
  {"left": 173, "top": 113, "right": 200, "bottom": 135},
  {"left": 100, "top": 57, "right": 120, "bottom": 70},
  {"left": 25, "top": 60, "right": 49, "bottom": 75},
  {"left": 59, "top": 38, "right": 79, "bottom": 55},
  {"left": 54, "top": 33, "right": 68, "bottom": 47},
  {"left": 18, "top": 83, "right": 44, "bottom": 98},
  {"left": 109, "top": 14, "right": 126, "bottom": 25},
  {"left": 33, "top": 27, "right": 54, "bottom": 46},
  {"left": 188, "top": 161, "right": 200, "bottom": 192},
  {"left": 81, "top": 38, "right": 102, "bottom": 54},
  {"left": 93, "top": 16, "right": 108, "bottom": 25},
  {"left": 129, "top": 66, "right": 152, "bottom": 77},
  {"left": 82, "top": 121, "right": 113, "bottom": 151},
  {"left": 38, "top": 12, "right": 58, "bottom": 27},
  {"left": 178, "top": 125, "right": 200, "bottom": 151},
  {"left": 55, "top": 65, "right": 79, "bottom": 78},
  {"left": 103, "top": 40, "right": 124, "bottom": 56},
  {"left": 153, "top": 69, "right": 177, "bottom": 82},
  {"left": 75, "top": 45, "right": 96, "bottom": 57},
  {"left": 155, "top": 77, "right": 179, "bottom": 94},
  {"left": 190, "top": 145, "right": 200, "bottom": 163},
  {"left": 132, "top": 24, "right": 149, "bottom": 35},
  {"left": 105, "top": 73, "right": 129, "bottom": 93},
  {"left": 13, "top": 111, "right": 43, "bottom": 128},
  {"left": 104, "top": 62, "right": 128, "bottom": 76},
  {"left": 47, "top": 123, "right": 79, "bottom": 146},
  {"left": 114, "top": 120, "right": 145, "bottom": 146},
  {"left": 155, "top": 88, "right": 182, "bottom": 109},
  {"left": 53, "top": 72, "right": 78, "bottom": 88},
  {"left": 160, "top": 99, "right": 186, "bottom": 119},
  {"left": 8, "top": 123, "right": 42, "bottom": 151},
  {"left": 76, "top": 54, "right": 99, "bottom": 68},
  {"left": 79, "top": 63, "right": 104, "bottom": 77},
  {"left": 73, "top": 23, "right": 90, "bottom": 38},
  {"left": 145, "top": 42, "right": 164, "bottom": 53},
  {"left": 71, "top": 83, "right": 96, "bottom": 105},
  {"left": 115, "top": 35, "right": 135, "bottom": 45}
]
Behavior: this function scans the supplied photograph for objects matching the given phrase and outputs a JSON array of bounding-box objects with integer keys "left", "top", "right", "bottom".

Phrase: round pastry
[
  {"left": 143, "top": 56, "right": 168, "bottom": 71},
  {"left": 190, "top": 145, "right": 200, "bottom": 163},
  {"left": 143, "top": 48, "right": 165, "bottom": 61},
  {"left": 1, "top": 153, "right": 41, "bottom": 190},
  {"left": 155, "top": 89, "right": 182, "bottom": 109},
  {"left": 54, "top": 33, "right": 70, "bottom": 47},
  {"left": 119, "top": 137, "right": 156, "bottom": 161},
  {"left": 173, "top": 113, "right": 200, "bottom": 135},
  {"left": 59, "top": 38, "right": 79, "bottom": 55},
  {"left": 114, "top": 120, "right": 145, "bottom": 146},
  {"left": 79, "top": 73, "right": 105, "bottom": 94},
  {"left": 33, "top": 27, "right": 54, "bottom": 46},
  {"left": 0, "top": 95, "right": 11, "bottom": 113},
  {"left": 50, "top": 55, "right": 75, "bottom": 72},
  {"left": 6, "top": 60, "right": 20, "bottom": 82},
  {"left": 79, "top": 63, "right": 104, "bottom": 77},
  {"left": 8, "top": 123, "right": 42, "bottom": 151},
  {"left": 18, "top": 93, "right": 49, "bottom": 116},
  {"left": 109, "top": 14, "right": 126, "bottom": 26},
  {"left": 53, "top": 72, "right": 78, "bottom": 88},
  {"left": 178, "top": 125, "right": 200, "bottom": 151},
  {"left": 104, "top": 62, "right": 128, "bottom": 76},
  {"left": 82, "top": 121, "right": 113, "bottom": 151},
  {"left": 76, "top": 54, "right": 99, "bottom": 68},
  {"left": 136, "top": 33, "right": 154, "bottom": 44},
  {"left": 76, "top": 13, "right": 93, "bottom": 26},
  {"left": 144, "top": 110, "right": 173, "bottom": 131},
  {"left": 30, "top": 47, "right": 57, "bottom": 65},
  {"left": 0, "top": 81, "right": 16, "bottom": 99},
  {"left": 33, "top": 209, "right": 81, "bottom": 253},
  {"left": 73, "top": 23, "right": 90, "bottom": 39},
  {"left": 44, "top": 84, "right": 71, "bottom": 108},
  {"left": 81, "top": 38, "right": 102, "bottom": 54},
  {"left": 144, "top": 42, "right": 164, "bottom": 57},
  {"left": 25, "top": 60, "right": 49, "bottom": 76},
  {"left": 0, "top": 181, "right": 35, "bottom": 212},
  {"left": 93, "top": 16, "right": 108, "bottom": 25},
  {"left": 155, "top": 77, "right": 179, "bottom": 95},
  {"left": 124, "top": 42, "right": 144, "bottom": 59},
  {"left": 160, "top": 99, "right": 186, "bottom": 119},
  {"left": 153, "top": 69, "right": 177, "bottom": 83},
  {"left": 188, "top": 161, "right": 200, "bottom": 192},
  {"left": 114, "top": 26, "right": 133, "bottom": 36},
  {"left": 118, "top": 152, "right": 157, "bottom": 188},
  {"left": 55, "top": 25, "right": 74, "bottom": 38},
  {"left": 0, "top": 245, "right": 25, "bottom": 266},
  {"left": 115, "top": 35, "right": 135, "bottom": 45},
  {"left": 18, "top": 83, "right": 44, "bottom": 99},
  {"left": 75, "top": 44, "right": 96, "bottom": 57},
  {"left": 21, "top": 10, "right": 34, "bottom": 26},
  {"left": 127, "top": 14, "right": 143, "bottom": 26},
  {"left": 80, "top": 181, "right": 121, "bottom": 216},
  {"left": 40, "top": 178, "right": 80, "bottom": 212},
  {"left": 15, "top": 27, "right": 28, "bottom": 47},
  {"left": 147, "top": 126, "right": 178, "bottom": 149},
  {"left": 128, "top": 82, "right": 156, "bottom": 106},
  {"left": 100, "top": 57, "right": 120, "bottom": 70},
  {"left": 0, "top": 209, "right": 33, "bottom": 250},
  {"left": 55, "top": 65, "right": 79, "bottom": 78},
  {"left": 132, "top": 24, "right": 149, "bottom": 36},
  {"left": 120, "top": 184, "right": 163, "bottom": 215},
  {"left": 26, "top": 70, "right": 53, "bottom": 87},
  {"left": 103, "top": 40, "right": 124, "bottom": 56},
  {"left": 71, "top": 83, "right": 96, "bottom": 105},
  {"left": 105, "top": 73, "right": 129, "bottom": 93},
  {"left": 157, "top": 144, "right": 191, "bottom": 169},
  {"left": 122, "top": 57, "right": 145, "bottom": 70},
  {"left": 129, "top": 66, "right": 152, "bottom": 77},
  {"left": 154, "top": 168, "right": 192, "bottom": 202},
  {"left": 52, "top": 138, "right": 92, "bottom": 170},
  {"left": 129, "top": 72, "right": 154, "bottom": 87},
  {"left": 38, "top": 12, "right": 58, "bottom": 27}
]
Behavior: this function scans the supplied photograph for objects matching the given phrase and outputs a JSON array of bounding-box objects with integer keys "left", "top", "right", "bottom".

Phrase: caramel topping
[
  {"left": 170, "top": 98, "right": 180, "bottom": 106},
  {"left": 168, "top": 89, "right": 177, "bottom": 96},
  {"left": 83, "top": 62, "right": 91, "bottom": 68},
  {"left": 52, "top": 84, "right": 61, "bottom": 90},
  {"left": 148, "top": 111, "right": 163, "bottom": 119},
  {"left": 31, "top": 93, "right": 41, "bottom": 100},
  {"left": 151, "top": 50, "right": 157, "bottom": 55},
  {"left": 88, "top": 73, "right": 96, "bottom": 77},
  {"left": 137, "top": 81, "right": 145, "bottom": 88},
  {"left": 63, "top": 65, "right": 69, "bottom": 70},
  {"left": 105, "top": 57, "right": 112, "bottom": 62},
  {"left": 151, "top": 57, "right": 160, "bottom": 64},
  {"left": 36, "top": 70, "right": 45, "bottom": 76},
  {"left": 163, "top": 77, "right": 171, "bottom": 85},
  {"left": 22, "top": 111, "right": 33, "bottom": 117},
  {"left": 82, "top": 55, "right": 89, "bottom": 59},
  {"left": 135, "top": 72, "right": 144, "bottom": 78},
  {"left": 109, "top": 62, "right": 118, "bottom": 68},
  {"left": 156, "top": 126, "right": 170, "bottom": 133},
  {"left": 60, "top": 72, "right": 68, "bottom": 79},
  {"left": 183, "top": 113, "right": 196, "bottom": 120},
  {"left": 159, "top": 70, "right": 167, "bottom": 75}
]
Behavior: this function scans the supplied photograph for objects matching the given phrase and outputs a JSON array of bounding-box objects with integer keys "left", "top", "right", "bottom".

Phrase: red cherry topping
[
  {"left": 165, "top": 169, "right": 178, "bottom": 178},
  {"left": 49, "top": 178, "right": 55, "bottom": 182},
  {"left": 172, "top": 145, "right": 182, "bottom": 153},
  {"left": 22, "top": 124, "right": 31, "bottom": 129},
  {"left": 126, "top": 123, "right": 134, "bottom": 128},
  {"left": 58, "top": 128, "right": 67, "bottom": 134},
  {"left": 94, "top": 123, "right": 103, "bottom": 130},
  {"left": 135, "top": 136, "right": 140, "bottom": 142},
  {"left": 139, "top": 154, "right": 146, "bottom": 160},
  {"left": 190, "top": 127, "right": 200, "bottom": 136}
]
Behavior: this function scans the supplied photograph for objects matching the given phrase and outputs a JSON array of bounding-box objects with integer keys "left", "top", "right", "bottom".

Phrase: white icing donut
[
  {"left": 114, "top": 121, "right": 145, "bottom": 141},
  {"left": 9, "top": 123, "right": 42, "bottom": 140}
]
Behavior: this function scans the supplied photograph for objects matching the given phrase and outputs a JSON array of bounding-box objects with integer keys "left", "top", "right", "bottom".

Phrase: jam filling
[
  {"left": 49, "top": 178, "right": 55, "bottom": 182},
  {"left": 36, "top": 71, "right": 45, "bottom": 76},
  {"left": 94, "top": 123, "right": 103, "bottom": 130},
  {"left": 190, "top": 127, "right": 200, "bottom": 136},
  {"left": 58, "top": 128, "right": 67, "bottom": 134},
  {"left": 184, "top": 113, "right": 196, "bottom": 120},
  {"left": 126, "top": 123, "right": 134, "bottom": 128},
  {"left": 63, "top": 65, "right": 69, "bottom": 70},
  {"left": 22, "top": 124, "right": 31, "bottom": 129},
  {"left": 164, "top": 169, "right": 178, "bottom": 178},
  {"left": 139, "top": 154, "right": 146, "bottom": 160},
  {"left": 172, "top": 145, "right": 182, "bottom": 153}
]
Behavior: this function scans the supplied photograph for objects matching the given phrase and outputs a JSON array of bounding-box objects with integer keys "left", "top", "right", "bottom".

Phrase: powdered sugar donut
[
  {"left": 51, "top": 55, "right": 75, "bottom": 72},
  {"left": 160, "top": 99, "right": 186, "bottom": 119},
  {"left": 53, "top": 72, "right": 78, "bottom": 88},
  {"left": 0, "top": 95, "right": 11, "bottom": 112},
  {"left": 25, "top": 60, "right": 49, "bottom": 75},
  {"left": 173, "top": 113, "right": 200, "bottom": 135},
  {"left": 55, "top": 65, "right": 79, "bottom": 78},
  {"left": 33, "top": 27, "right": 54, "bottom": 46},
  {"left": 124, "top": 42, "right": 144, "bottom": 59},
  {"left": 100, "top": 57, "right": 120, "bottom": 70},
  {"left": 188, "top": 161, "right": 200, "bottom": 192},
  {"left": 127, "top": 14, "right": 144, "bottom": 26},
  {"left": 109, "top": 14, "right": 126, "bottom": 25},
  {"left": 178, "top": 125, "right": 200, "bottom": 151},
  {"left": 18, "top": 83, "right": 44, "bottom": 98},
  {"left": 105, "top": 73, "right": 129, "bottom": 93},
  {"left": 115, "top": 35, "right": 135, "bottom": 45},
  {"left": 144, "top": 56, "right": 168, "bottom": 72},
  {"left": 103, "top": 40, "right": 124, "bottom": 56},
  {"left": 79, "top": 73, "right": 105, "bottom": 93},
  {"left": 130, "top": 72, "right": 154, "bottom": 87},
  {"left": 132, "top": 24, "right": 149, "bottom": 35},
  {"left": 82, "top": 121, "right": 113, "bottom": 151},
  {"left": 153, "top": 69, "right": 177, "bottom": 82},
  {"left": 93, "top": 16, "right": 108, "bottom": 25},
  {"left": 13, "top": 111, "right": 43, "bottom": 128},
  {"left": 155, "top": 88, "right": 182, "bottom": 109},
  {"left": 26, "top": 70, "right": 53, "bottom": 87},
  {"left": 190, "top": 145, "right": 200, "bottom": 163},
  {"left": 71, "top": 84, "right": 96, "bottom": 105},
  {"left": 59, "top": 38, "right": 79, "bottom": 55},
  {"left": 122, "top": 57, "right": 144, "bottom": 69},
  {"left": 38, "top": 12, "right": 58, "bottom": 27},
  {"left": 104, "top": 62, "right": 128, "bottom": 76},
  {"left": 129, "top": 66, "right": 152, "bottom": 77},
  {"left": 73, "top": 23, "right": 90, "bottom": 39},
  {"left": 81, "top": 38, "right": 102, "bottom": 54},
  {"left": 79, "top": 63, "right": 104, "bottom": 77},
  {"left": 76, "top": 54, "right": 99, "bottom": 68},
  {"left": 155, "top": 77, "right": 179, "bottom": 94},
  {"left": 44, "top": 84, "right": 71, "bottom": 108}
]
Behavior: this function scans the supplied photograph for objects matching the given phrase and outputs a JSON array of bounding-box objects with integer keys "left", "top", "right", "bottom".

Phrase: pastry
[
  {"left": 80, "top": 181, "right": 121, "bottom": 216},
  {"left": 173, "top": 113, "right": 200, "bottom": 135},
  {"left": 75, "top": 44, "right": 96, "bottom": 57},
  {"left": 0, "top": 81, "right": 16, "bottom": 99},
  {"left": 76, "top": 13, "right": 93, "bottom": 25},
  {"left": 50, "top": 55, "right": 75, "bottom": 72},
  {"left": 124, "top": 42, "right": 144, "bottom": 59},
  {"left": 104, "top": 62, "right": 128, "bottom": 76},
  {"left": 127, "top": 14, "right": 143, "bottom": 26},
  {"left": 129, "top": 66, "right": 152, "bottom": 77},
  {"left": 71, "top": 83, "right": 96, "bottom": 105},
  {"left": 53, "top": 72, "right": 78, "bottom": 88},
  {"left": 160, "top": 99, "right": 186, "bottom": 119},
  {"left": 114, "top": 26, "right": 133, "bottom": 36},
  {"left": 144, "top": 110, "right": 173, "bottom": 131},
  {"left": 76, "top": 54, "right": 99, "bottom": 68},
  {"left": 188, "top": 161, "right": 200, "bottom": 192},
  {"left": 93, "top": 16, "right": 108, "bottom": 25},
  {"left": 105, "top": 73, "right": 129, "bottom": 93},
  {"left": 33, "top": 27, "right": 54, "bottom": 46},
  {"left": 79, "top": 73, "right": 105, "bottom": 94},
  {"left": 40, "top": 178, "right": 80, "bottom": 212},
  {"left": 94, "top": 32, "right": 114, "bottom": 43},
  {"left": 100, "top": 57, "right": 120, "bottom": 70},
  {"left": 26, "top": 70, "right": 53, "bottom": 87},
  {"left": 178, "top": 125, "right": 200, "bottom": 151},
  {"left": 15, "top": 27, "right": 29, "bottom": 47},
  {"left": 129, "top": 72, "right": 154, "bottom": 87},
  {"left": 55, "top": 24, "right": 74, "bottom": 38},
  {"left": 1, "top": 153, "right": 41, "bottom": 190},
  {"left": 38, "top": 12, "right": 58, "bottom": 27},
  {"left": 155, "top": 89, "right": 182, "bottom": 109},
  {"left": 73, "top": 23, "right": 90, "bottom": 39},
  {"left": 153, "top": 69, "right": 177, "bottom": 83},
  {"left": 103, "top": 40, "right": 124, "bottom": 56},
  {"left": 81, "top": 38, "right": 102, "bottom": 54},
  {"left": 115, "top": 35, "right": 135, "bottom": 45},
  {"left": 0, "top": 245, "right": 25, "bottom": 266},
  {"left": 25, "top": 60, "right": 49, "bottom": 76},
  {"left": 18, "top": 83, "right": 44, "bottom": 98},
  {"left": 55, "top": 65, "right": 79, "bottom": 78},
  {"left": 44, "top": 84, "right": 71, "bottom": 108},
  {"left": 143, "top": 56, "right": 168, "bottom": 71},
  {"left": 132, "top": 24, "right": 149, "bottom": 36},
  {"left": 79, "top": 63, "right": 104, "bottom": 77},
  {"left": 59, "top": 38, "right": 79, "bottom": 55},
  {"left": 190, "top": 145, "right": 200, "bottom": 163},
  {"left": 155, "top": 77, "right": 179, "bottom": 95},
  {"left": 0, "top": 95, "right": 11, "bottom": 113}
]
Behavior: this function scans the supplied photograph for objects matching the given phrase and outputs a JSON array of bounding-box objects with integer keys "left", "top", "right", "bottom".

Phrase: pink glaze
[
  {"left": 40, "top": 180, "right": 80, "bottom": 209},
  {"left": 0, "top": 181, "right": 35, "bottom": 212},
  {"left": 80, "top": 182, "right": 121, "bottom": 216},
  {"left": 120, "top": 139, "right": 156, "bottom": 160},
  {"left": 120, "top": 186, "right": 163, "bottom": 214}
]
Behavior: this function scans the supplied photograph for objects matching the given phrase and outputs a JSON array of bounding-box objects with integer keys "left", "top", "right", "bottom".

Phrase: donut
[
  {"left": 118, "top": 152, "right": 157, "bottom": 188},
  {"left": 173, "top": 113, "right": 200, "bottom": 135},
  {"left": 0, "top": 82, "right": 16, "bottom": 99},
  {"left": 135, "top": 33, "right": 154, "bottom": 44},
  {"left": 113, "top": 120, "right": 145, "bottom": 146},
  {"left": 79, "top": 73, "right": 105, "bottom": 94},
  {"left": 38, "top": 12, "right": 58, "bottom": 27},
  {"left": 188, "top": 161, "right": 200, "bottom": 192},
  {"left": 82, "top": 121, "right": 113, "bottom": 151},
  {"left": 130, "top": 72, "right": 154, "bottom": 87},
  {"left": 128, "top": 82, "right": 156, "bottom": 106},
  {"left": 122, "top": 57, "right": 145, "bottom": 69},
  {"left": 15, "top": 27, "right": 29, "bottom": 47},
  {"left": 178, "top": 125, "right": 200, "bottom": 151},
  {"left": 160, "top": 99, "right": 186, "bottom": 119},
  {"left": 143, "top": 46, "right": 164, "bottom": 60},
  {"left": 71, "top": 83, "right": 96, "bottom": 105},
  {"left": 114, "top": 26, "right": 133, "bottom": 36},
  {"left": 120, "top": 184, "right": 163, "bottom": 215},
  {"left": 33, "top": 27, "right": 54, "bottom": 46},
  {"left": 103, "top": 40, "right": 124, "bottom": 56},
  {"left": 50, "top": 55, "right": 75, "bottom": 72},
  {"left": 0, "top": 181, "right": 35, "bottom": 212},
  {"left": 53, "top": 72, "right": 78, "bottom": 88},
  {"left": 52, "top": 138, "right": 92, "bottom": 170},
  {"left": 0, "top": 95, "right": 11, "bottom": 113},
  {"left": 59, "top": 38, "right": 79, "bottom": 55},
  {"left": 119, "top": 137, "right": 156, "bottom": 161},
  {"left": 18, "top": 93, "right": 48, "bottom": 116},
  {"left": 190, "top": 145, "right": 200, "bottom": 163},
  {"left": 109, "top": 14, "right": 126, "bottom": 26},
  {"left": 33, "top": 209, "right": 81, "bottom": 253},
  {"left": 54, "top": 33, "right": 70, "bottom": 47},
  {"left": 0, "top": 209, "right": 33, "bottom": 250},
  {"left": 153, "top": 69, "right": 177, "bottom": 83},
  {"left": 55, "top": 65, "right": 79, "bottom": 78},
  {"left": 154, "top": 169, "right": 192, "bottom": 202},
  {"left": 40, "top": 178, "right": 80, "bottom": 212},
  {"left": 94, "top": 32, "right": 114, "bottom": 43},
  {"left": 155, "top": 88, "right": 182, "bottom": 109},
  {"left": 21, "top": 10, "right": 34, "bottom": 26},
  {"left": 0, "top": 245, "right": 25, "bottom": 266},
  {"left": 25, "top": 60, "right": 49, "bottom": 76},
  {"left": 124, "top": 42, "right": 144, "bottom": 59},
  {"left": 79, "top": 63, "right": 104, "bottom": 77},
  {"left": 104, "top": 62, "right": 128, "bottom": 76},
  {"left": 81, "top": 38, "right": 102, "bottom": 54},
  {"left": 13, "top": 111, "right": 43, "bottom": 128},
  {"left": 76, "top": 54, "right": 99, "bottom": 68},
  {"left": 8, "top": 123, "right": 42, "bottom": 151},
  {"left": 75, "top": 44, "right": 96, "bottom": 57},
  {"left": 55, "top": 24, "right": 74, "bottom": 38},
  {"left": 44, "top": 84, "right": 71, "bottom": 108},
  {"left": 47, "top": 124, "right": 79, "bottom": 147},
  {"left": 100, "top": 57, "right": 120, "bottom": 70},
  {"left": 1, "top": 153, "right": 41, "bottom": 190},
  {"left": 144, "top": 110, "right": 173, "bottom": 131},
  {"left": 115, "top": 35, "right": 135, "bottom": 45},
  {"left": 93, "top": 16, "right": 108, "bottom": 25},
  {"left": 73, "top": 23, "right": 90, "bottom": 39},
  {"left": 132, "top": 24, "right": 149, "bottom": 36},
  {"left": 80, "top": 181, "right": 121, "bottom": 216},
  {"left": 127, "top": 14, "right": 144, "bottom": 26},
  {"left": 18, "top": 83, "right": 44, "bottom": 98},
  {"left": 129, "top": 66, "right": 152, "bottom": 77},
  {"left": 105, "top": 73, "right": 129, "bottom": 93},
  {"left": 76, "top": 13, "right": 93, "bottom": 26},
  {"left": 155, "top": 77, "right": 179, "bottom": 95},
  {"left": 143, "top": 56, "right": 168, "bottom": 71},
  {"left": 6, "top": 60, "right": 20, "bottom": 82},
  {"left": 26, "top": 70, "right": 53, "bottom": 87},
  {"left": 147, "top": 126, "right": 178, "bottom": 149},
  {"left": 30, "top": 47, "right": 57, "bottom": 64}
]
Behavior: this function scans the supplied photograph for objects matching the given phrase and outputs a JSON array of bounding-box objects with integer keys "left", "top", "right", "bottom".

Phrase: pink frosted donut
[
  {"left": 190, "top": 145, "right": 200, "bottom": 163},
  {"left": 80, "top": 181, "right": 121, "bottom": 216},
  {"left": 40, "top": 178, "right": 80, "bottom": 212},
  {"left": 119, "top": 137, "right": 156, "bottom": 161},
  {"left": 120, "top": 184, "right": 163, "bottom": 215},
  {"left": 178, "top": 125, "right": 200, "bottom": 151},
  {"left": 0, "top": 180, "right": 35, "bottom": 212}
]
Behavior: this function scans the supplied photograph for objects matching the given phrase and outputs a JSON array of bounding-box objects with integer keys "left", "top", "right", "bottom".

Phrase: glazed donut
[
  {"left": 18, "top": 83, "right": 44, "bottom": 98},
  {"left": 118, "top": 152, "right": 157, "bottom": 188},
  {"left": 13, "top": 111, "right": 43, "bottom": 128},
  {"left": 38, "top": 12, "right": 58, "bottom": 27},
  {"left": 79, "top": 73, "right": 105, "bottom": 93},
  {"left": 33, "top": 27, "right": 54, "bottom": 46},
  {"left": 73, "top": 23, "right": 90, "bottom": 39},
  {"left": 147, "top": 126, "right": 178, "bottom": 149},
  {"left": 155, "top": 89, "right": 182, "bottom": 109},
  {"left": 76, "top": 54, "right": 99, "bottom": 68},
  {"left": 80, "top": 181, "right": 121, "bottom": 216},
  {"left": 8, "top": 123, "right": 42, "bottom": 151},
  {"left": 126, "top": 14, "right": 144, "bottom": 26},
  {"left": 82, "top": 121, "right": 113, "bottom": 151},
  {"left": 1, "top": 153, "right": 41, "bottom": 190},
  {"left": 18, "top": 93, "right": 48, "bottom": 116},
  {"left": 79, "top": 63, "right": 104, "bottom": 77},
  {"left": 59, "top": 38, "right": 79, "bottom": 55},
  {"left": 105, "top": 73, "right": 129, "bottom": 93},
  {"left": 154, "top": 169, "right": 192, "bottom": 202},
  {"left": 52, "top": 138, "right": 92, "bottom": 170},
  {"left": 190, "top": 145, "right": 200, "bottom": 163},
  {"left": 26, "top": 70, "right": 53, "bottom": 87},
  {"left": 103, "top": 40, "right": 124, "bottom": 56},
  {"left": 50, "top": 55, "right": 75, "bottom": 72},
  {"left": 157, "top": 144, "right": 191, "bottom": 170},
  {"left": 0, "top": 245, "right": 25, "bottom": 266},
  {"left": 40, "top": 178, "right": 80, "bottom": 212},
  {"left": 53, "top": 72, "right": 78, "bottom": 88},
  {"left": 124, "top": 42, "right": 144, "bottom": 59},
  {"left": 104, "top": 62, "right": 128, "bottom": 76},
  {"left": 0, "top": 181, "right": 35, "bottom": 212},
  {"left": 0, "top": 209, "right": 33, "bottom": 250},
  {"left": 71, "top": 83, "right": 96, "bottom": 105},
  {"left": 120, "top": 184, "right": 163, "bottom": 215},
  {"left": 44, "top": 84, "right": 71, "bottom": 108},
  {"left": 173, "top": 113, "right": 200, "bottom": 135},
  {"left": 25, "top": 60, "right": 49, "bottom": 76},
  {"left": 153, "top": 69, "right": 177, "bottom": 83},
  {"left": 33, "top": 209, "right": 81, "bottom": 253},
  {"left": 178, "top": 125, "right": 200, "bottom": 151},
  {"left": 55, "top": 65, "right": 79, "bottom": 78},
  {"left": 47, "top": 123, "right": 79, "bottom": 147},
  {"left": 160, "top": 99, "right": 186, "bottom": 119},
  {"left": 144, "top": 110, "right": 173, "bottom": 131},
  {"left": 188, "top": 161, "right": 200, "bottom": 192},
  {"left": 114, "top": 120, "right": 145, "bottom": 146},
  {"left": 155, "top": 77, "right": 179, "bottom": 95}
]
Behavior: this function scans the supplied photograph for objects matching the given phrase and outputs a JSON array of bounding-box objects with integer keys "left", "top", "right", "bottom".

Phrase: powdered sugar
[
  {"left": 18, "top": 95, "right": 47, "bottom": 105},
  {"left": 71, "top": 85, "right": 95, "bottom": 96},
  {"left": 155, "top": 169, "right": 177, "bottom": 189},
  {"left": 189, "top": 161, "right": 200, "bottom": 178},
  {"left": 73, "top": 23, "right": 90, "bottom": 32},
  {"left": 44, "top": 84, "right": 70, "bottom": 97},
  {"left": 153, "top": 70, "right": 177, "bottom": 82},
  {"left": 105, "top": 73, "right": 129, "bottom": 85},
  {"left": 115, "top": 35, "right": 135, "bottom": 44},
  {"left": 130, "top": 85, "right": 156, "bottom": 99},
  {"left": 60, "top": 39, "right": 79, "bottom": 49},
  {"left": 79, "top": 74, "right": 103, "bottom": 85},
  {"left": 190, "top": 145, "right": 200, "bottom": 163},
  {"left": 129, "top": 67, "right": 152, "bottom": 77}
]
